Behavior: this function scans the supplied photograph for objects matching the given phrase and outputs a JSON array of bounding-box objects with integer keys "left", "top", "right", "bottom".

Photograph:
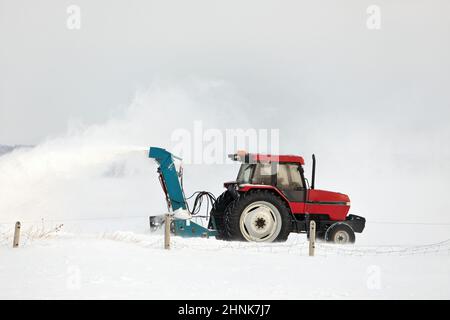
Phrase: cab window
[{"left": 277, "top": 163, "right": 304, "bottom": 190}]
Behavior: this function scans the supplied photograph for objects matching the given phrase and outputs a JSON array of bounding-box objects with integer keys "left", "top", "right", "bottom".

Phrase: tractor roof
[
  {"left": 229, "top": 152, "right": 305, "bottom": 165},
  {"left": 253, "top": 154, "right": 305, "bottom": 164}
]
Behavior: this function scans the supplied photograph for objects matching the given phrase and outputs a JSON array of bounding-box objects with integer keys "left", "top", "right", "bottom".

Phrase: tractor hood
[{"left": 307, "top": 189, "right": 350, "bottom": 205}]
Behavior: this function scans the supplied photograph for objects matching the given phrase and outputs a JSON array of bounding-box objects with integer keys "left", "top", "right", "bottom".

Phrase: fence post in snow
[
  {"left": 13, "top": 221, "right": 21, "bottom": 248},
  {"left": 164, "top": 214, "right": 171, "bottom": 250},
  {"left": 309, "top": 220, "right": 316, "bottom": 256}
]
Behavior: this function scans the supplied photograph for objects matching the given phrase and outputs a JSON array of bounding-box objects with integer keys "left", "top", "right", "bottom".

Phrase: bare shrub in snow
[
  {"left": 0, "top": 222, "right": 64, "bottom": 247},
  {"left": 24, "top": 223, "right": 64, "bottom": 241}
]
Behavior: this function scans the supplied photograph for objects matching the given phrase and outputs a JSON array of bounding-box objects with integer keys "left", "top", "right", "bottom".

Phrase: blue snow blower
[{"left": 148, "top": 147, "right": 218, "bottom": 238}]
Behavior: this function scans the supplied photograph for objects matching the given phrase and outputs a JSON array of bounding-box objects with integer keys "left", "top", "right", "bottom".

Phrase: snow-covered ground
[{"left": 1, "top": 221, "right": 449, "bottom": 300}]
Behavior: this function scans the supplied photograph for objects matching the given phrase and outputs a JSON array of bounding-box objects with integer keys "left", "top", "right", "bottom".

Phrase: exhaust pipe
[{"left": 311, "top": 154, "right": 316, "bottom": 189}]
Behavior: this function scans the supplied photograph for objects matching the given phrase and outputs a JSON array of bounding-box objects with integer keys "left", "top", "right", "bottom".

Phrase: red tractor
[{"left": 210, "top": 152, "right": 366, "bottom": 244}]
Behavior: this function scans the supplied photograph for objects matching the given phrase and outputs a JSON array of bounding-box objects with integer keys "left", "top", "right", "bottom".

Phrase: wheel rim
[
  {"left": 334, "top": 230, "right": 350, "bottom": 244},
  {"left": 239, "top": 201, "right": 282, "bottom": 242}
]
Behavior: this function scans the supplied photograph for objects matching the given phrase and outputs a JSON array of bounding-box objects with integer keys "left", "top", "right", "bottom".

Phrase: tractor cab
[{"left": 229, "top": 152, "right": 309, "bottom": 202}]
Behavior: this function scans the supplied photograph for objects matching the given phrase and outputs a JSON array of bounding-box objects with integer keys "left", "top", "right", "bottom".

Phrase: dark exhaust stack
[{"left": 311, "top": 154, "right": 316, "bottom": 189}]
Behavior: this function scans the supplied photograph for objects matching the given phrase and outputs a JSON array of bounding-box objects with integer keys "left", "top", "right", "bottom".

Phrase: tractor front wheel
[
  {"left": 224, "top": 190, "right": 291, "bottom": 242},
  {"left": 325, "top": 223, "right": 355, "bottom": 244}
]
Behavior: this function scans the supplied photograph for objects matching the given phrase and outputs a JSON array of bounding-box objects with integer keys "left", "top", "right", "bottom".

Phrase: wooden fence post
[
  {"left": 13, "top": 221, "right": 21, "bottom": 248},
  {"left": 309, "top": 220, "right": 316, "bottom": 256},
  {"left": 164, "top": 214, "right": 171, "bottom": 250}
]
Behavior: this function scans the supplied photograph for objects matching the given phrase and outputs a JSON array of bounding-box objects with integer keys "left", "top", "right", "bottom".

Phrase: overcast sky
[{"left": 1, "top": 0, "right": 448, "bottom": 144}]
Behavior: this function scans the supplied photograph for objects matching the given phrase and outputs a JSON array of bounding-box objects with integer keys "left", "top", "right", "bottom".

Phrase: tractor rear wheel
[
  {"left": 224, "top": 190, "right": 291, "bottom": 242},
  {"left": 325, "top": 223, "right": 355, "bottom": 244},
  {"left": 210, "top": 190, "right": 235, "bottom": 240}
]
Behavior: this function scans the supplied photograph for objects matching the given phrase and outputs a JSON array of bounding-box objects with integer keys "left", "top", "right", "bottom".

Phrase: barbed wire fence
[
  {"left": 169, "top": 235, "right": 450, "bottom": 257},
  {"left": 1, "top": 216, "right": 450, "bottom": 257}
]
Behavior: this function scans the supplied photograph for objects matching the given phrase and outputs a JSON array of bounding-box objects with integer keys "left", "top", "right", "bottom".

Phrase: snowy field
[{"left": 1, "top": 220, "right": 449, "bottom": 300}]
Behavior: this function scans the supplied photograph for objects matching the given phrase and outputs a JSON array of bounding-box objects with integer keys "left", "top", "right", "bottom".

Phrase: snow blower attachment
[
  {"left": 148, "top": 147, "right": 218, "bottom": 238},
  {"left": 148, "top": 147, "right": 366, "bottom": 243}
]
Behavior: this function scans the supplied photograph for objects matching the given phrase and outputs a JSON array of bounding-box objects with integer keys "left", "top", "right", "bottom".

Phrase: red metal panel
[
  {"left": 304, "top": 203, "right": 349, "bottom": 221},
  {"left": 250, "top": 154, "right": 305, "bottom": 165},
  {"left": 306, "top": 189, "right": 350, "bottom": 220},
  {"left": 308, "top": 189, "right": 350, "bottom": 203},
  {"left": 289, "top": 201, "right": 305, "bottom": 214}
]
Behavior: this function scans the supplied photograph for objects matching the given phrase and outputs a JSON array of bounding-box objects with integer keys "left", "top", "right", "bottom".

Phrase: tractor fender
[{"left": 237, "top": 184, "right": 294, "bottom": 213}]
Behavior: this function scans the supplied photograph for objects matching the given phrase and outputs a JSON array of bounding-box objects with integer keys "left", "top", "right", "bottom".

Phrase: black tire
[
  {"left": 224, "top": 190, "right": 291, "bottom": 242},
  {"left": 209, "top": 190, "right": 235, "bottom": 240},
  {"left": 325, "top": 223, "right": 355, "bottom": 244}
]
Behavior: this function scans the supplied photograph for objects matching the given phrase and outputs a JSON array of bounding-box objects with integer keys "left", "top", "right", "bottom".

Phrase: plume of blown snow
[{"left": 0, "top": 80, "right": 246, "bottom": 228}]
